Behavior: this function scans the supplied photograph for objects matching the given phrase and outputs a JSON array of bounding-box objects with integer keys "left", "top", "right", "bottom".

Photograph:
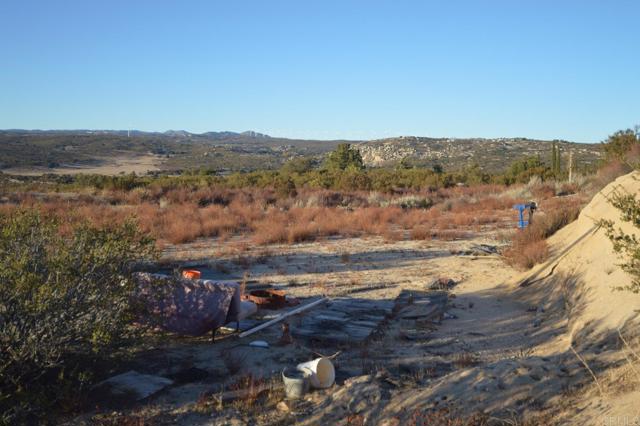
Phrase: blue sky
[{"left": 1, "top": 1, "right": 638, "bottom": 142}]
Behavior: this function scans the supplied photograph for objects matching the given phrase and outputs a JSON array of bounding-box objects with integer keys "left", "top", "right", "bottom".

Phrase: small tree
[
  {"left": 325, "top": 143, "right": 364, "bottom": 171},
  {"left": 602, "top": 129, "right": 640, "bottom": 163},
  {"left": 396, "top": 157, "right": 413, "bottom": 170},
  {"left": 281, "top": 157, "right": 314, "bottom": 174},
  {"left": 506, "top": 155, "right": 547, "bottom": 183},
  {"left": 600, "top": 190, "right": 640, "bottom": 293},
  {"left": 274, "top": 174, "right": 297, "bottom": 198},
  {"left": 461, "top": 162, "right": 490, "bottom": 185},
  {"left": 336, "top": 168, "right": 372, "bottom": 191}
]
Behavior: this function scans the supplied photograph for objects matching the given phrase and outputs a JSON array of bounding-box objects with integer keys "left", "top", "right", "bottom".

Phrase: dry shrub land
[
  {"left": 2, "top": 130, "right": 639, "bottom": 425},
  {"left": 1, "top": 177, "right": 588, "bottom": 424},
  {"left": 0, "top": 180, "right": 586, "bottom": 259}
]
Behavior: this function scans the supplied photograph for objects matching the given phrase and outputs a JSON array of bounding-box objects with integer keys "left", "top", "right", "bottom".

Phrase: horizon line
[{"left": 0, "top": 128, "right": 598, "bottom": 145}]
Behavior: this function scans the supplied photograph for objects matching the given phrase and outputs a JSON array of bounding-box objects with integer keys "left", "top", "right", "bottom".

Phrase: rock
[
  {"left": 397, "top": 291, "right": 448, "bottom": 320},
  {"left": 428, "top": 277, "right": 457, "bottom": 290},
  {"left": 92, "top": 370, "right": 173, "bottom": 402}
]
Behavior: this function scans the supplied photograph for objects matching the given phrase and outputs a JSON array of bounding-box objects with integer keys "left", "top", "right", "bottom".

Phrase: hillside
[
  {"left": 356, "top": 136, "right": 602, "bottom": 170},
  {"left": 0, "top": 130, "right": 602, "bottom": 175},
  {"left": 0, "top": 130, "right": 345, "bottom": 174}
]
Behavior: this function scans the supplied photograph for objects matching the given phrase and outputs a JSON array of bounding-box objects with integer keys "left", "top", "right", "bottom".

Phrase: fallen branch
[{"left": 296, "top": 344, "right": 342, "bottom": 360}]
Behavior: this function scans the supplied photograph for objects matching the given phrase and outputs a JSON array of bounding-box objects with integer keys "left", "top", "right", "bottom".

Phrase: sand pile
[{"left": 516, "top": 171, "right": 640, "bottom": 350}]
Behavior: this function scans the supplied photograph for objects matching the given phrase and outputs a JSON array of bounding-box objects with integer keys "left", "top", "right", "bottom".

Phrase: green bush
[
  {"left": 324, "top": 143, "right": 364, "bottom": 171},
  {"left": 600, "top": 190, "right": 640, "bottom": 293},
  {"left": 0, "top": 210, "right": 156, "bottom": 424},
  {"left": 602, "top": 128, "right": 640, "bottom": 163}
]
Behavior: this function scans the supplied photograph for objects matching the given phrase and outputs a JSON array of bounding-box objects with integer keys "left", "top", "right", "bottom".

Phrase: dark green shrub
[
  {"left": 600, "top": 190, "right": 640, "bottom": 293},
  {"left": 324, "top": 143, "right": 364, "bottom": 171},
  {"left": 0, "top": 210, "right": 156, "bottom": 424},
  {"left": 274, "top": 174, "right": 297, "bottom": 198}
]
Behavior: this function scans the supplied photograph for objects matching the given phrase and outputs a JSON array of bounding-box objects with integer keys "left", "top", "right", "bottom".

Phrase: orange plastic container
[{"left": 182, "top": 269, "right": 201, "bottom": 280}]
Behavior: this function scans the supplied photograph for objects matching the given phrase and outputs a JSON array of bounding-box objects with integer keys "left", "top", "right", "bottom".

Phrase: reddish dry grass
[
  {"left": 503, "top": 240, "right": 549, "bottom": 269},
  {"left": 593, "top": 160, "right": 631, "bottom": 190},
  {"left": 503, "top": 196, "right": 584, "bottom": 269},
  {"left": 531, "top": 183, "right": 556, "bottom": 200},
  {"left": 1, "top": 184, "right": 575, "bottom": 247}
]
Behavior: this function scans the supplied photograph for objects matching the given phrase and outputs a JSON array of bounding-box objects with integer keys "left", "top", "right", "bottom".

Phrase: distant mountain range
[
  {"left": 0, "top": 129, "right": 602, "bottom": 174},
  {"left": 2, "top": 129, "right": 272, "bottom": 139}
]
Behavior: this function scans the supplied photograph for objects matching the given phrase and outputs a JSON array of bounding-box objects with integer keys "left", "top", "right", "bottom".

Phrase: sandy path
[{"left": 430, "top": 278, "right": 535, "bottom": 363}]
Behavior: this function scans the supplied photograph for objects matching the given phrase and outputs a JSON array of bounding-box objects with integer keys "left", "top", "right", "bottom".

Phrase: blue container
[{"left": 513, "top": 203, "right": 536, "bottom": 229}]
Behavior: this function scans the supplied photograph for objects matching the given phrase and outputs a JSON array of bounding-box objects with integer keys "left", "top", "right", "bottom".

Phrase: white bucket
[
  {"left": 282, "top": 367, "right": 309, "bottom": 400},
  {"left": 296, "top": 357, "right": 335, "bottom": 389}
]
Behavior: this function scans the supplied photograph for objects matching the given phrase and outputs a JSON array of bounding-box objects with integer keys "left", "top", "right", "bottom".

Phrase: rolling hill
[{"left": 0, "top": 130, "right": 602, "bottom": 174}]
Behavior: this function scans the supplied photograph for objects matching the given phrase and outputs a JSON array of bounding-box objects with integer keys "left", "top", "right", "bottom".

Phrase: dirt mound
[
  {"left": 502, "top": 172, "right": 640, "bottom": 424},
  {"left": 515, "top": 172, "right": 640, "bottom": 350}
]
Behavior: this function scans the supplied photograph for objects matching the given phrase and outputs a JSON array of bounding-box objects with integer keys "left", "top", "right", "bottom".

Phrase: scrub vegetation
[
  {"left": 0, "top": 128, "right": 636, "bottom": 423},
  {"left": 0, "top": 211, "right": 155, "bottom": 424}
]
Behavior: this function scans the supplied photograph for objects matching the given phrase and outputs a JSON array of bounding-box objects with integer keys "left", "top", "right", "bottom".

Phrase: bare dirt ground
[
  {"left": 3, "top": 153, "right": 163, "bottom": 176},
  {"left": 68, "top": 234, "right": 582, "bottom": 425},
  {"left": 71, "top": 175, "right": 640, "bottom": 425}
]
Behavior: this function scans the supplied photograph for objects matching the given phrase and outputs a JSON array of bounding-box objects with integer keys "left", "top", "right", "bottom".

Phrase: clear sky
[{"left": 1, "top": 1, "right": 638, "bottom": 142}]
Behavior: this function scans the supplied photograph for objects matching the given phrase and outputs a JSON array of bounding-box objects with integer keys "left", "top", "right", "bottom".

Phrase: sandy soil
[
  {"left": 69, "top": 174, "right": 640, "bottom": 426},
  {"left": 71, "top": 236, "right": 571, "bottom": 425},
  {"left": 3, "top": 153, "right": 163, "bottom": 176}
]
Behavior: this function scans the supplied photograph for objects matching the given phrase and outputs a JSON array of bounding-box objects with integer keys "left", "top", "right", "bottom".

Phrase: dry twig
[{"left": 570, "top": 345, "right": 605, "bottom": 398}]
